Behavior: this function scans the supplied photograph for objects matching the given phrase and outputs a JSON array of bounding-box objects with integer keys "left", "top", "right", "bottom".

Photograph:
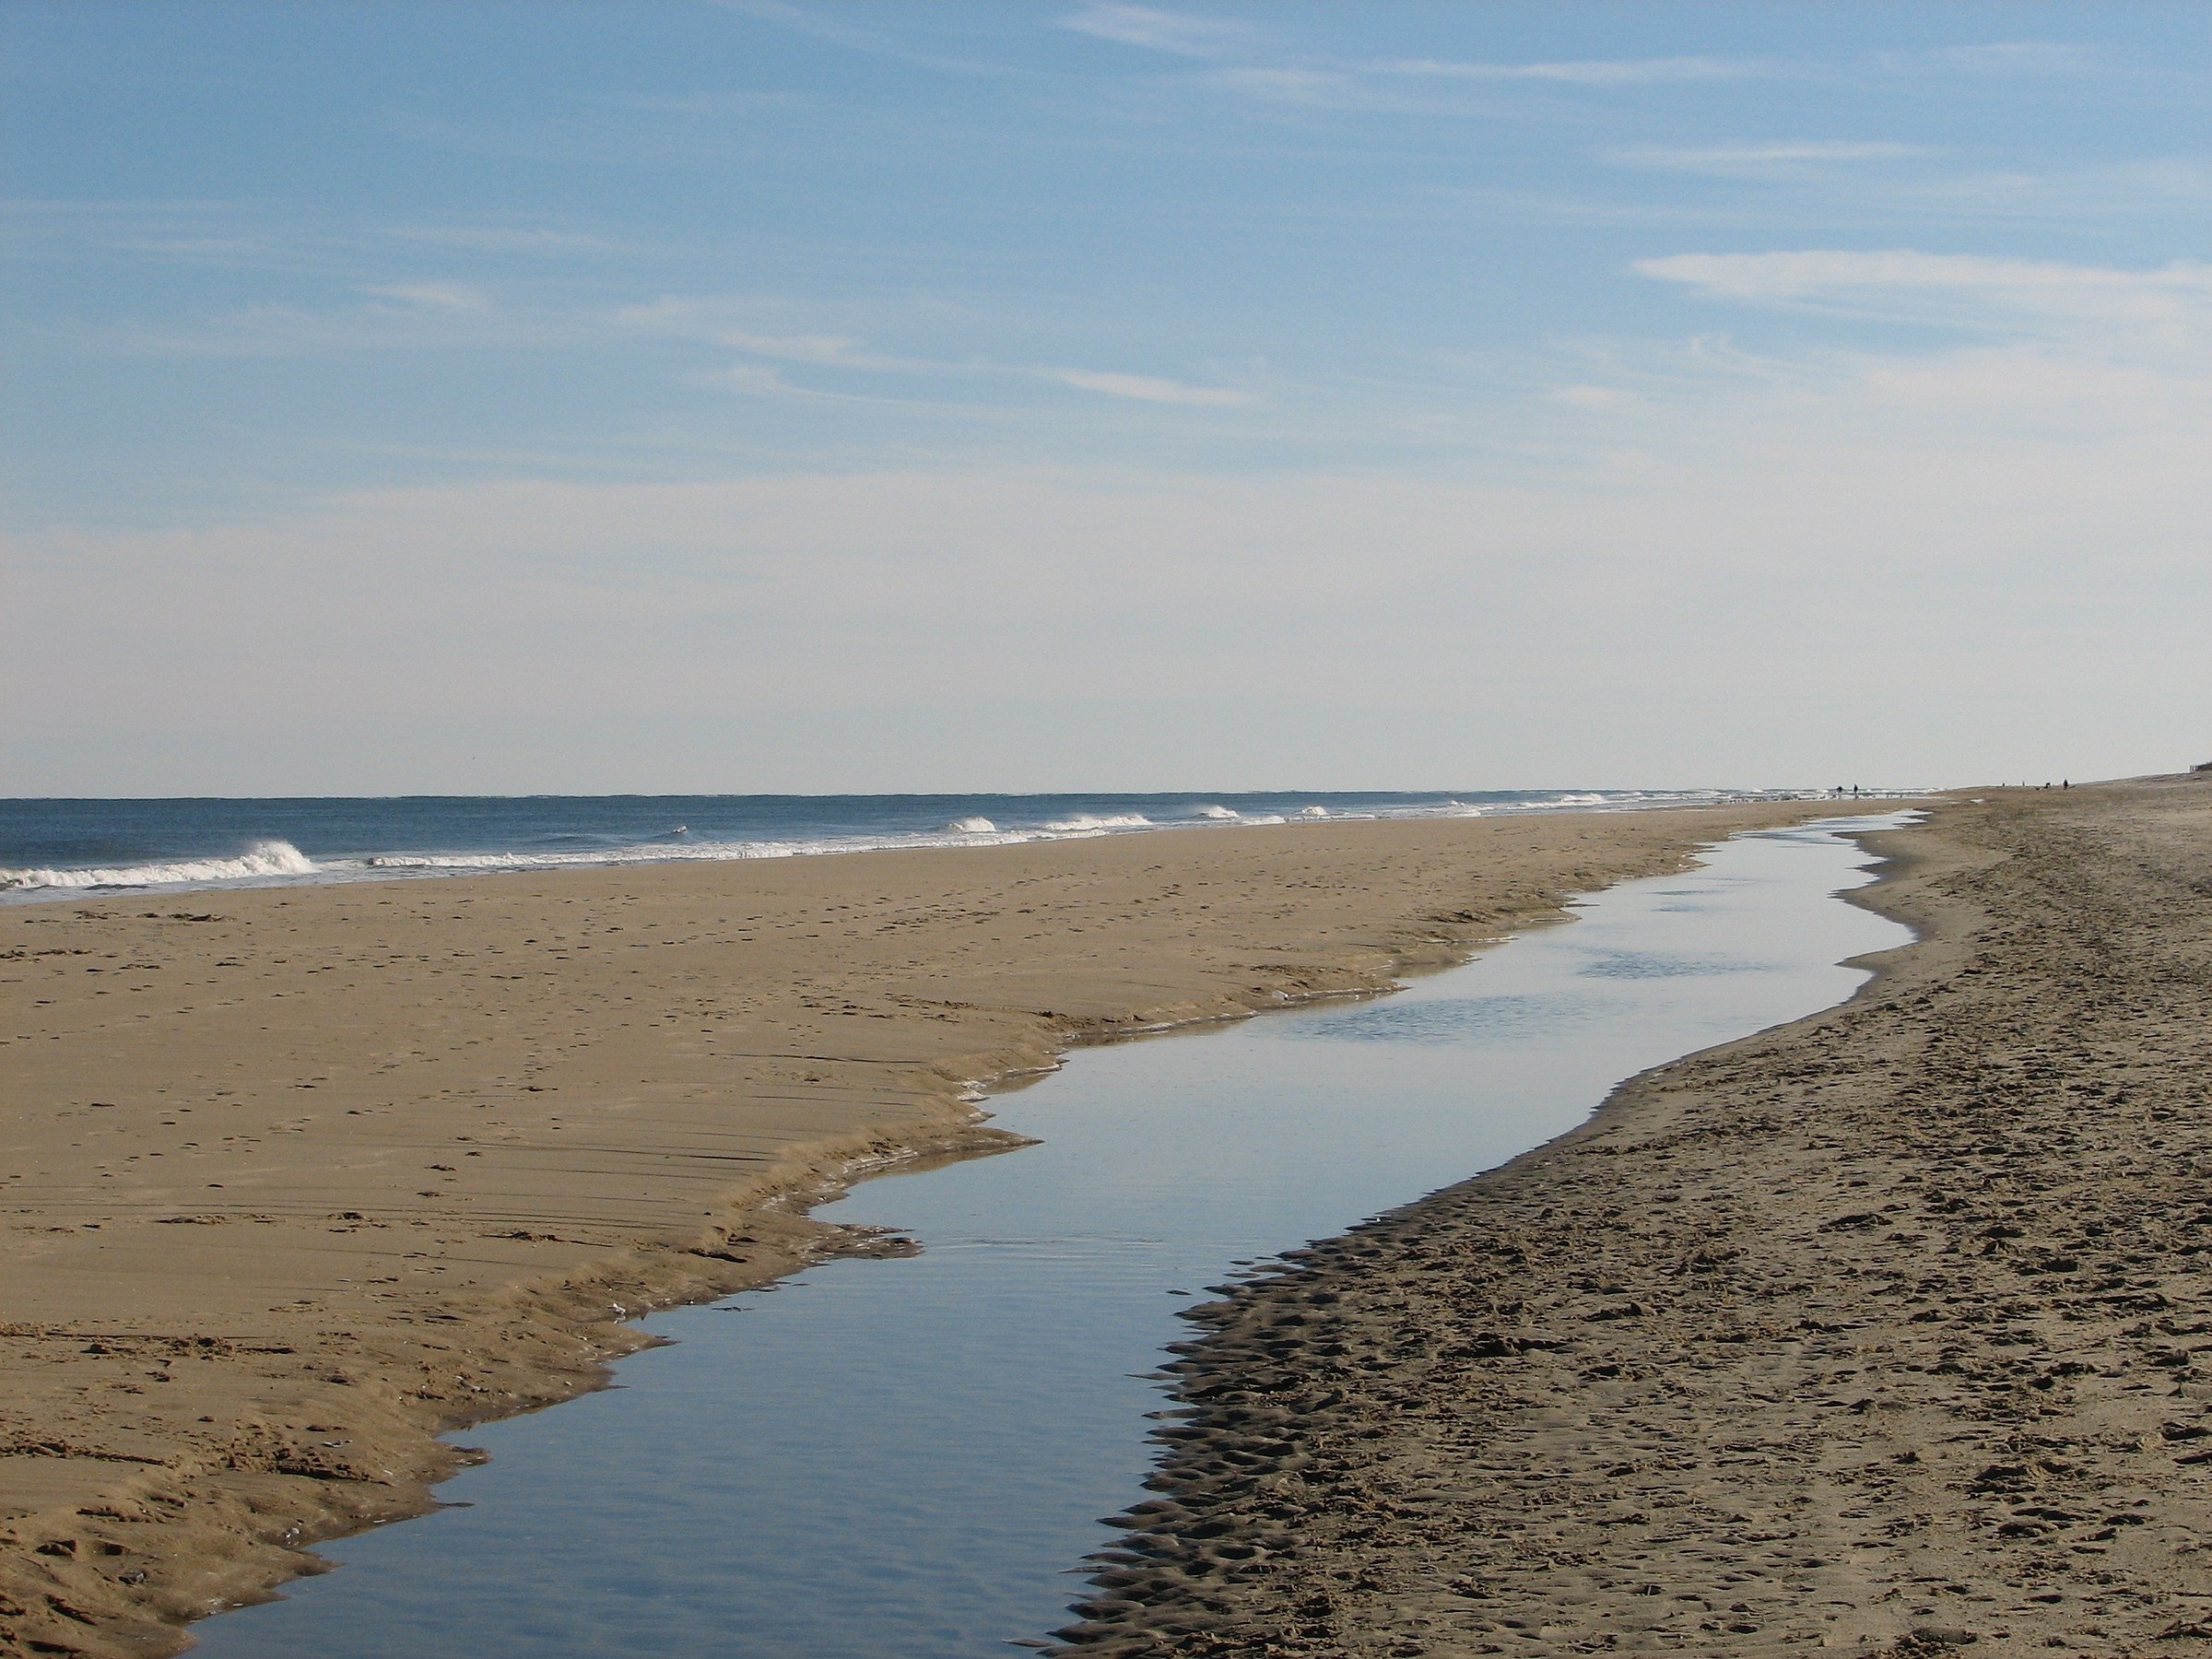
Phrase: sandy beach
[
  {"left": 0, "top": 803, "right": 1836, "bottom": 1657},
  {"left": 1056, "top": 774, "right": 2212, "bottom": 1655}
]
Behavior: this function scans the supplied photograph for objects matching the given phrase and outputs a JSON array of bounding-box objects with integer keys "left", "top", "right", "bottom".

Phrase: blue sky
[{"left": 6, "top": 3, "right": 2210, "bottom": 794}]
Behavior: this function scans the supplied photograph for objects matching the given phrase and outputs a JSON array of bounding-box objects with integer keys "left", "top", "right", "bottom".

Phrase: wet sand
[
  {"left": 0, "top": 804, "right": 1831, "bottom": 1657},
  {"left": 1057, "top": 775, "right": 2212, "bottom": 1656}
]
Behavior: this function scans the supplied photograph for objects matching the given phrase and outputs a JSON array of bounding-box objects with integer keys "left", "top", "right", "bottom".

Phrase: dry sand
[
  {"left": 0, "top": 803, "right": 1831, "bottom": 1657},
  {"left": 1057, "top": 775, "right": 2212, "bottom": 1656}
]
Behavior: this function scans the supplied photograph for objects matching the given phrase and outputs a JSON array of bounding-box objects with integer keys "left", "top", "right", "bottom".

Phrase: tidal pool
[{"left": 195, "top": 815, "right": 1912, "bottom": 1657}]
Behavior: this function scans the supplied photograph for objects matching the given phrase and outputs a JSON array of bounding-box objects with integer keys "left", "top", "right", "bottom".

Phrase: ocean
[{"left": 0, "top": 789, "right": 1829, "bottom": 900}]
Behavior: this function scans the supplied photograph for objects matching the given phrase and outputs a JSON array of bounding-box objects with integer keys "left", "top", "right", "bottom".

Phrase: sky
[{"left": 5, "top": 1, "right": 2209, "bottom": 795}]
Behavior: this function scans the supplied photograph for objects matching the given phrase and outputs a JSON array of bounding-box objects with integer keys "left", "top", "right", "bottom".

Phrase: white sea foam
[
  {"left": 365, "top": 841, "right": 801, "bottom": 873},
  {"left": 359, "top": 822, "right": 1063, "bottom": 878},
  {"left": 0, "top": 839, "right": 318, "bottom": 893},
  {"left": 1039, "top": 813, "right": 1151, "bottom": 831},
  {"left": 1, "top": 790, "right": 1860, "bottom": 903}
]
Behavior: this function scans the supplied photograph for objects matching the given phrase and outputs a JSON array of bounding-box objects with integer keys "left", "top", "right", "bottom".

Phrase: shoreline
[
  {"left": 0, "top": 792, "right": 1862, "bottom": 909},
  {"left": 0, "top": 802, "right": 1853, "bottom": 1657},
  {"left": 1055, "top": 775, "right": 2212, "bottom": 1656}
]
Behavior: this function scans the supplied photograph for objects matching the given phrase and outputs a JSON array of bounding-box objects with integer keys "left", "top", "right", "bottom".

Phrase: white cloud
[
  {"left": 1546, "top": 384, "right": 1640, "bottom": 411},
  {"left": 694, "top": 361, "right": 795, "bottom": 394},
  {"left": 364, "top": 280, "right": 492, "bottom": 312},
  {"left": 1061, "top": 4, "right": 1253, "bottom": 56},
  {"left": 1923, "top": 41, "right": 2094, "bottom": 74},
  {"left": 1202, "top": 66, "right": 1361, "bottom": 106},
  {"left": 61, "top": 292, "right": 580, "bottom": 359},
  {"left": 1050, "top": 368, "right": 1254, "bottom": 406},
  {"left": 1159, "top": 38, "right": 2097, "bottom": 123},
  {"left": 386, "top": 225, "right": 636, "bottom": 255},
  {"left": 1635, "top": 250, "right": 2212, "bottom": 337},
  {"left": 14, "top": 290, "right": 2212, "bottom": 794},
  {"left": 1888, "top": 159, "right": 2212, "bottom": 223},
  {"left": 712, "top": 0, "right": 1020, "bottom": 78},
  {"left": 1379, "top": 54, "right": 1764, "bottom": 87},
  {"left": 620, "top": 301, "right": 941, "bottom": 367},
  {"left": 1610, "top": 140, "right": 1924, "bottom": 172},
  {"left": 718, "top": 329, "right": 867, "bottom": 363},
  {"left": 1192, "top": 53, "right": 1783, "bottom": 114},
  {"left": 619, "top": 300, "right": 1259, "bottom": 408}
]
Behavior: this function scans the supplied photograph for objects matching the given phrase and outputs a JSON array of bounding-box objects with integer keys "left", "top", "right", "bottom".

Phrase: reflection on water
[
  {"left": 195, "top": 818, "right": 1912, "bottom": 1659},
  {"left": 1288, "top": 993, "right": 1606, "bottom": 1044},
  {"left": 1577, "top": 948, "right": 1769, "bottom": 979}
]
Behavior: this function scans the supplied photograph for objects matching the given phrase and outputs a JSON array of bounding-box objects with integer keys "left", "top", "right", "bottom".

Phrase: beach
[
  {"left": 1058, "top": 774, "right": 2212, "bottom": 1655},
  {"left": 0, "top": 802, "right": 1832, "bottom": 1657}
]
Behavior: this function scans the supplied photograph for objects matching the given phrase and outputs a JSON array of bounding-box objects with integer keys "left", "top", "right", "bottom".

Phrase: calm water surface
[{"left": 196, "top": 816, "right": 1912, "bottom": 1657}]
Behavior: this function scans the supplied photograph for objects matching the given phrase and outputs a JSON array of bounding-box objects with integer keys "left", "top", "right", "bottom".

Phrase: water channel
[{"left": 196, "top": 814, "right": 1913, "bottom": 1657}]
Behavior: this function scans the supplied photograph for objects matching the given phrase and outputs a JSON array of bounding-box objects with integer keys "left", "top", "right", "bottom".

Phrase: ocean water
[
  {"left": 191, "top": 814, "right": 1912, "bottom": 1658},
  {"left": 0, "top": 789, "right": 1829, "bottom": 900}
]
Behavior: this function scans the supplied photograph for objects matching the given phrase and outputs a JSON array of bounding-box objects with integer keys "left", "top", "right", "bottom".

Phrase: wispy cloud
[
  {"left": 1888, "top": 159, "right": 2212, "bottom": 222},
  {"left": 688, "top": 359, "right": 941, "bottom": 406},
  {"left": 1377, "top": 54, "right": 1769, "bottom": 87},
  {"left": 0, "top": 198, "right": 331, "bottom": 276},
  {"left": 1061, "top": 4, "right": 1255, "bottom": 57},
  {"left": 1202, "top": 67, "right": 1367, "bottom": 107},
  {"left": 721, "top": 327, "right": 866, "bottom": 360},
  {"left": 1182, "top": 52, "right": 1787, "bottom": 115},
  {"left": 1140, "top": 36, "right": 2098, "bottom": 123},
  {"left": 385, "top": 225, "right": 641, "bottom": 256},
  {"left": 1639, "top": 249, "right": 2212, "bottom": 302},
  {"left": 1919, "top": 41, "right": 2096, "bottom": 75},
  {"left": 1441, "top": 154, "right": 2212, "bottom": 236},
  {"left": 1635, "top": 250, "right": 2212, "bottom": 342},
  {"left": 1050, "top": 368, "right": 1253, "bottom": 406},
  {"left": 57, "top": 289, "right": 581, "bottom": 359},
  {"left": 622, "top": 299, "right": 1258, "bottom": 408},
  {"left": 364, "top": 280, "right": 491, "bottom": 312},
  {"left": 699, "top": 360, "right": 796, "bottom": 394},
  {"left": 1610, "top": 140, "right": 1926, "bottom": 174},
  {"left": 611, "top": 89, "right": 815, "bottom": 117},
  {"left": 714, "top": 0, "right": 1025, "bottom": 78},
  {"left": 1546, "top": 383, "right": 1641, "bottom": 411}
]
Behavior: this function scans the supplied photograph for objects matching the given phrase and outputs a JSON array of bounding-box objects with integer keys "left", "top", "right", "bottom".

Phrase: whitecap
[
  {"left": 1299, "top": 806, "right": 1329, "bottom": 818},
  {"left": 1039, "top": 814, "right": 1151, "bottom": 831},
  {"left": 0, "top": 839, "right": 318, "bottom": 892},
  {"left": 1194, "top": 805, "right": 1240, "bottom": 820},
  {"left": 945, "top": 817, "right": 997, "bottom": 834}
]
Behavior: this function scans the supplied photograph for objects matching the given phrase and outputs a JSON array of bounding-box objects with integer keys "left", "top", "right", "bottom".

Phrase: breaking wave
[
  {"left": 0, "top": 840, "right": 317, "bottom": 893},
  {"left": 1039, "top": 813, "right": 1151, "bottom": 831},
  {"left": 0, "top": 788, "right": 1866, "bottom": 901}
]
